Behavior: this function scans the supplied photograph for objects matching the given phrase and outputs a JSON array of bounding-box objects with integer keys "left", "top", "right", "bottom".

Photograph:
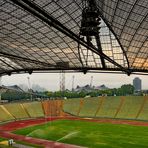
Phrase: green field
[{"left": 14, "top": 120, "right": 148, "bottom": 148}]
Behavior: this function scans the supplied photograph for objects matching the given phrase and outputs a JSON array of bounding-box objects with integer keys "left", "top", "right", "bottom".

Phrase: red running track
[
  {"left": 0, "top": 117, "right": 148, "bottom": 148},
  {"left": 0, "top": 117, "right": 84, "bottom": 148}
]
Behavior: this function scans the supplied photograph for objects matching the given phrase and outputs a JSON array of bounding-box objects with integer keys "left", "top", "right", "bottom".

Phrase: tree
[{"left": 120, "top": 84, "right": 134, "bottom": 95}]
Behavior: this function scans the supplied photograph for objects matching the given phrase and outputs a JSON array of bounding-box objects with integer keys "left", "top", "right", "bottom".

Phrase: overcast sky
[{"left": 1, "top": 72, "right": 147, "bottom": 91}]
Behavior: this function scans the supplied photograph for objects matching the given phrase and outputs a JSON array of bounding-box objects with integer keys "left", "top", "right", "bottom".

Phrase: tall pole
[
  {"left": 90, "top": 76, "right": 93, "bottom": 88},
  {"left": 60, "top": 71, "right": 65, "bottom": 98},
  {"left": 0, "top": 77, "right": 1, "bottom": 101},
  {"left": 0, "top": 77, "right": 1, "bottom": 86},
  {"left": 27, "top": 77, "right": 32, "bottom": 101},
  {"left": 60, "top": 71, "right": 65, "bottom": 92},
  {"left": 72, "top": 75, "right": 75, "bottom": 91}
]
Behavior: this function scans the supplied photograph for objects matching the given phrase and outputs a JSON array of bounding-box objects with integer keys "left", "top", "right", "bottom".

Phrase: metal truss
[
  {"left": 0, "top": 0, "right": 147, "bottom": 76},
  {"left": 9, "top": 0, "right": 130, "bottom": 73}
]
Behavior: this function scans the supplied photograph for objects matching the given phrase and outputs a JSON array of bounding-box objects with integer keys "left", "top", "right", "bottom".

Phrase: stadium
[{"left": 0, "top": 0, "right": 148, "bottom": 147}]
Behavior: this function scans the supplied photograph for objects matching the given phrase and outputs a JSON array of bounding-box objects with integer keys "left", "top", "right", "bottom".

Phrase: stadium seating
[
  {"left": 96, "top": 96, "right": 121, "bottom": 118},
  {"left": 0, "top": 96, "right": 148, "bottom": 122},
  {"left": 116, "top": 96, "right": 143, "bottom": 119},
  {"left": 63, "top": 98, "right": 81, "bottom": 115},
  {"left": 42, "top": 100, "right": 63, "bottom": 116},
  {"left": 42, "top": 100, "right": 50, "bottom": 116},
  {"left": 0, "top": 105, "right": 15, "bottom": 121},
  {"left": 137, "top": 96, "right": 148, "bottom": 120},
  {"left": 79, "top": 97, "right": 100, "bottom": 117},
  {"left": 23, "top": 102, "right": 44, "bottom": 118},
  {"left": 3, "top": 103, "right": 29, "bottom": 119},
  {"left": 63, "top": 96, "right": 148, "bottom": 121}
]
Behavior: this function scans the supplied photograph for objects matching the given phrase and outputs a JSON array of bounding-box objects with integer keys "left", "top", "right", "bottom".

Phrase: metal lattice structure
[
  {"left": 0, "top": 0, "right": 148, "bottom": 76},
  {"left": 60, "top": 71, "right": 65, "bottom": 92}
]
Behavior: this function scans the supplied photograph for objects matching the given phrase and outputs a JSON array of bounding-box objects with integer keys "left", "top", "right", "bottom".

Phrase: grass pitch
[{"left": 14, "top": 120, "right": 148, "bottom": 148}]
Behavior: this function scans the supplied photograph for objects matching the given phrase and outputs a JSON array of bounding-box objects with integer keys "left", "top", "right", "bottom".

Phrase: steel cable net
[{"left": 0, "top": 0, "right": 147, "bottom": 76}]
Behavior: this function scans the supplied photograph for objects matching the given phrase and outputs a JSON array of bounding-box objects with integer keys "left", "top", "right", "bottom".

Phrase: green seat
[
  {"left": 79, "top": 97, "right": 99, "bottom": 117},
  {"left": 4, "top": 103, "right": 29, "bottom": 119},
  {"left": 63, "top": 98, "right": 81, "bottom": 115},
  {"left": 116, "top": 96, "right": 143, "bottom": 119},
  {"left": 96, "top": 97, "right": 121, "bottom": 118},
  {"left": 0, "top": 105, "right": 14, "bottom": 121},
  {"left": 23, "top": 102, "right": 44, "bottom": 118}
]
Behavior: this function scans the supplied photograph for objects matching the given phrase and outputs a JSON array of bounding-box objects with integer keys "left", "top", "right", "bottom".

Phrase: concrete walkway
[{"left": 13, "top": 143, "right": 34, "bottom": 148}]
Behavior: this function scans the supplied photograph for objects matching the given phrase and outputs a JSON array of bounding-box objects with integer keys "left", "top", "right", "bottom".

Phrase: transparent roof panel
[{"left": 0, "top": 0, "right": 148, "bottom": 75}]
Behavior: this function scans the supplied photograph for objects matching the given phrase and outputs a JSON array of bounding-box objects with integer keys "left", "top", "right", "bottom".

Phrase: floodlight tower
[
  {"left": 27, "top": 77, "right": 32, "bottom": 101},
  {"left": 60, "top": 71, "right": 65, "bottom": 92},
  {"left": 72, "top": 75, "right": 75, "bottom": 91},
  {"left": 0, "top": 77, "right": 2, "bottom": 86},
  {"left": 90, "top": 76, "right": 93, "bottom": 88},
  {"left": 0, "top": 77, "right": 2, "bottom": 101}
]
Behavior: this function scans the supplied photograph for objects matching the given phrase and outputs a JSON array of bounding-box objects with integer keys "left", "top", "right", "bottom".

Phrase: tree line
[
  {"left": 1, "top": 84, "right": 135, "bottom": 101},
  {"left": 46, "top": 84, "right": 135, "bottom": 98}
]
